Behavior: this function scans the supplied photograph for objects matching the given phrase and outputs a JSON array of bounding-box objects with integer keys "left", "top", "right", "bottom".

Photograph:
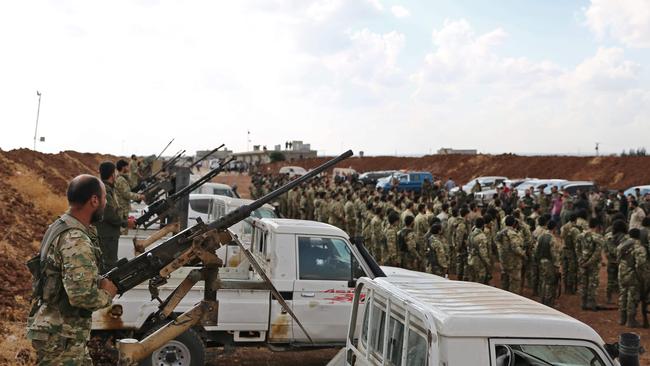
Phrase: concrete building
[
  {"left": 437, "top": 147, "right": 478, "bottom": 155},
  {"left": 232, "top": 140, "right": 317, "bottom": 165},
  {"left": 195, "top": 149, "right": 233, "bottom": 161}
]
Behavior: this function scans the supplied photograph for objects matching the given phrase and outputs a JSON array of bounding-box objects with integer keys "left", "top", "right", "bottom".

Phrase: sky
[{"left": 0, "top": 0, "right": 649, "bottom": 157}]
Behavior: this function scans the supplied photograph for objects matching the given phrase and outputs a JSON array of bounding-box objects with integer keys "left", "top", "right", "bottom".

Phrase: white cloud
[
  {"left": 391, "top": 5, "right": 410, "bottom": 18},
  {"left": 585, "top": 0, "right": 650, "bottom": 48}
]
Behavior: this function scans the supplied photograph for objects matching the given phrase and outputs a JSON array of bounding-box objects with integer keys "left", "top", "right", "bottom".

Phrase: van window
[
  {"left": 298, "top": 237, "right": 360, "bottom": 281},
  {"left": 189, "top": 198, "right": 211, "bottom": 214},
  {"left": 386, "top": 315, "right": 405, "bottom": 365},
  {"left": 407, "top": 328, "right": 427, "bottom": 366},
  {"left": 369, "top": 303, "right": 386, "bottom": 357},
  {"left": 360, "top": 299, "right": 370, "bottom": 347},
  {"left": 493, "top": 344, "right": 605, "bottom": 366},
  {"left": 212, "top": 187, "right": 233, "bottom": 197}
]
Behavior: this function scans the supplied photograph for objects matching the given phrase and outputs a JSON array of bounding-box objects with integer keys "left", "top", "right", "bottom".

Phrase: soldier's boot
[{"left": 619, "top": 311, "right": 627, "bottom": 326}]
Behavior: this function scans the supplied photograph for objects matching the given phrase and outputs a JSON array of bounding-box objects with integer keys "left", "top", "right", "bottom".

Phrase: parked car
[
  {"left": 562, "top": 181, "right": 597, "bottom": 196},
  {"left": 451, "top": 176, "right": 508, "bottom": 195},
  {"left": 191, "top": 181, "right": 238, "bottom": 198},
  {"left": 279, "top": 165, "right": 307, "bottom": 177},
  {"left": 516, "top": 179, "right": 567, "bottom": 197},
  {"left": 624, "top": 185, "right": 650, "bottom": 198},
  {"left": 358, "top": 170, "right": 397, "bottom": 186},
  {"left": 376, "top": 171, "right": 434, "bottom": 194}
]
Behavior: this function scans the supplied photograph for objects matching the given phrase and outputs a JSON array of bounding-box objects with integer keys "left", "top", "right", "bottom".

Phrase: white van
[
  {"left": 279, "top": 166, "right": 307, "bottom": 177},
  {"left": 336, "top": 272, "right": 621, "bottom": 366}
]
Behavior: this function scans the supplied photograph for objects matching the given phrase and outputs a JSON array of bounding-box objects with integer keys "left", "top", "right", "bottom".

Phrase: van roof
[
  {"left": 189, "top": 193, "right": 274, "bottom": 211},
  {"left": 257, "top": 218, "right": 349, "bottom": 238},
  {"left": 365, "top": 273, "right": 603, "bottom": 343}
]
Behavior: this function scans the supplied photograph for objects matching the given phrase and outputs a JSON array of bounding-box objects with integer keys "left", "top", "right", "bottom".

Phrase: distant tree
[
  {"left": 621, "top": 150, "right": 628, "bottom": 157},
  {"left": 269, "top": 151, "right": 286, "bottom": 163},
  {"left": 637, "top": 147, "right": 647, "bottom": 156},
  {"left": 630, "top": 148, "right": 636, "bottom": 156}
]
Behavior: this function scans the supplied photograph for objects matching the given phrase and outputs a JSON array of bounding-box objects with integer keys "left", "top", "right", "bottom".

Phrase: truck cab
[
  {"left": 376, "top": 172, "right": 433, "bottom": 194},
  {"left": 338, "top": 274, "right": 618, "bottom": 366},
  {"left": 93, "top": 218, "right": 380, "bottom": 364}
]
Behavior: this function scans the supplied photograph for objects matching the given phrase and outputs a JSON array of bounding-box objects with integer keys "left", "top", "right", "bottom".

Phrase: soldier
[
  {"left": 521, "top": 189, "right": 535, "bottom": 217},
  {"left": 362, "top": 202, "right": 374, "bottom": 252},
  {"left": 299, "top": 190, "right": 309, "bottom": 219},
  {"left": 128, "top": 154, "right": 141, "bottom": 189},
  {"left": 466, "top": 217, "right": 491, "bottom": 284},
  {"left": 576, "top": 219, "right": 605, "bottom": 310},
  {"left": 398, "top": 215, "right": 417, "bottom": 269},
  {"left": 383, "top": 211, "right": 400, "bottom": 266},
  {"left": 604, "top": 220, "right": 628, "bottom": 303},
  {"left": 26, "top": 175, "right": 118, "bottom": 365},
  {"left": 400, "top": 201, "right": 415, "bottom": 228},
  {"left": 370, "top": 207, "right": 386, "bottom": 264},
  {"left": 344, "top": 193, "right": 357, "bottom": 241},
  {"left": 313, "top": 191, "right": 323, "bottom": 222},
  {"left": 536, "top": 220, "right": 562, "bottom": 306},
  {"left": 426, "top": 223, "right": 448, "bottom": 276},
  {"left": 115, "top": 159, "right": 144, "bottom": 224},
  {"left": 96, "top": 162, "right": 129, "bottom": 269},
  {"left": 446, "top": 208, "right": 459, "bottom": 274},
  {"left": 354, "top": 192, "right": 367, "bottom": 242},
  {"left": 629, "top": 200, "right": 646, "bottom": 230},
  {"left": 496, "top": 216, "right": 526, "bottom": 294},
  {"left": 560, "top": 214, "right": 582, "bottom": 294},
  {"left": 328, "top": 191, "right": 345, "bottom": 230},
  {"left": 454, "top": 208, "right": 470, "bottom": 280},
  {"left": 618, "top": 228, "right": 647, "bottom": 327},
  {"left": 413, "top": 204, "right": 429, "bottom": 270}
]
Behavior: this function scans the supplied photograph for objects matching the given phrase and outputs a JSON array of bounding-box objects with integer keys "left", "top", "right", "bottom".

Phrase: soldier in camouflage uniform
[
  {"left": 604, "top": 220, "right": 628, "bottom": 303},
  {"left": 344, "top": 193, "right": 357, "bottom": 241},
  {"left": 560, "top": 214, "right": 582, "bottom": 294},
  {"left": 426, "top": 223, "right": 448, "bottom": 276},
  {"left": 370, "top": 207, "right": 386, "bottom": 263},
  {"left": 96, "top": 162, "right": 129, "bottom": 269},
  {"left": 536, "top": 220, "right": 562, "bottom": 306},
  {"left": 496, "top": 216, "right": 526, "bottom": 294},
  {"left": 27, "top": 175, "right": 118, "bottom": 365},
  {"left": 413, "top": 204, "right": 429, "bottom": 271},
  {"left": 618, "top": 228, "right": 646, "bottom": 327},
  {"left": 383, "top": 211, "right": 400, "bottom": 266},
  {"left": 398, "top": 215, "right": 417, "bottom": 269},
  {"left": 128, "top": 154, "right": 141, "bottom": 189},
  {"left": 328, "top": 191, "right": 345, "bottom": 230},
  {"left": 454, "top": 208, "right": 470, "bottom": 280},
  {"left": 576, "top": 219, "right": 605, "bottom": 310},
  {"left": 466, "top": 217, "right": 491, "bottom": 284},
  {"left": 115, "top": 159, "right": 144, "bottom": 222}
]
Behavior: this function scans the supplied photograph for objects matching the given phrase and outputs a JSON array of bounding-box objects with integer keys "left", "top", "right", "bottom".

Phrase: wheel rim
[{"left": 151, "top": 340, "right": 192, "bottom": 366}]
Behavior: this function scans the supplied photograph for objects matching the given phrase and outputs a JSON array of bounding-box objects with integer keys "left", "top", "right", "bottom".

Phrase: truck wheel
[{"left": 140, "top": 327, "right": 206, "bottom": 366}]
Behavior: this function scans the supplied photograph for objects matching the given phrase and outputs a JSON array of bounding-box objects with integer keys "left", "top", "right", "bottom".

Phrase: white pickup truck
[
  {"left": 330, "top": 270, "right": 637, "bottom": 366},
  {"left": 92, "top": 215, "right": 381, "bottom": 365}
]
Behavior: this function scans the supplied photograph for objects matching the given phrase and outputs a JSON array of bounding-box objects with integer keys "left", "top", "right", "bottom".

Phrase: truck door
[{"left": 292, "top": 235, "right": 366, "bottom": 343}]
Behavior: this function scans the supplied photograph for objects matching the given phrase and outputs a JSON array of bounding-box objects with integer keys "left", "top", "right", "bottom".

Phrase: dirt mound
[{"left": 264, "top": 154, "right": 650, "bottom": 189}]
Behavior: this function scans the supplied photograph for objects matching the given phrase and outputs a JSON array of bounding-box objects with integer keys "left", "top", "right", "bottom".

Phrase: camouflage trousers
[
  {"left": 562, "top": 250, "right": 578, "bottom": 294},
  {"left": 466, "top": 262, "right": 490, "bottom": 284},
  {"left": 579, "top": 264, "right": 600, "bottom": 308},
  {"left": 606, "top": 262, "right": 619, "bottom": 299},
  {"left": 501, "top": 264, "right": 523, "bottom": 294},
  {"left": 455, "top": 247, "right": 467, "bottom": 280},
  {"left": 525, "top": 258, "right": 538, "bottom": 294},
  {"left": 539, "top": 259, "right": 559, "bottom": 306},
  {"left": 345, "top": 220, "right": 356, "bottom": 239},
  {"left": 31, "top": 332, "right": 92, "bottom": 366},
  {"left": 427, "top": 264, "right": 447, "bottom": 277},
  {"left": 619, "top": 282, "right": 641, "bottom": 321}
]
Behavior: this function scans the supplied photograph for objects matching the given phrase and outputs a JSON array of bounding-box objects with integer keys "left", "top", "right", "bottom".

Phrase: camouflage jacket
[
  {"left": 604, "top": 232, "right": 627, "bottom": 264},
  {"left": 496, "top": 227, "right": 526, "bottom": 269},
  {"left": 115, "top": 174, "right": 140, "bottom": 218},
  {"left": 617, "top": 238, "right": 647, "bottom": 286},
  {"left": 95, "top": 181, "right": 126, "bottom": 239},
  {"left": 27, "top": 213, "right": 112, "bottom": 342},
  {"left": 576, "top": 231, "right": 604, "bottom": 268},
  {"left": 467, "top": 228, "right": 490, "bottom": 270}
]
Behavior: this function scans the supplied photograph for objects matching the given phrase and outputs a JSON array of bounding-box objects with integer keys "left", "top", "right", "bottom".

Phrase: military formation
[{"left": 253, "top": 172, "right": 650, "bottom": 328}]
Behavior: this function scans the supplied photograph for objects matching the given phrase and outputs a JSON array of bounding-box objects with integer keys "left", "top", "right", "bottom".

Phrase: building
[
  {"left": 195, "top": 148, "right": 233, "bottom": 161},
  {"left": 437, "top": 147, "right": 478, "bottom": 155},
  {"left": 232, "top": 140, "right": 317, "bottom": 165}
]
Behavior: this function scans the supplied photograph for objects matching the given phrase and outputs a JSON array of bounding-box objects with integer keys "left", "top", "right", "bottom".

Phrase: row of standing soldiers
[{"left": 252, "top": 173, "right": 650, "bottom": 328}]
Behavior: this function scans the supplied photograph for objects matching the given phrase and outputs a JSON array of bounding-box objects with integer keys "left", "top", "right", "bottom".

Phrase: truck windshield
[{"left": 494, "top": 344, "right": 606, "bottom": 366}]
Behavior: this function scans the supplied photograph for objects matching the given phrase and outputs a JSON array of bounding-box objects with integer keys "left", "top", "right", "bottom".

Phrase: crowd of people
[{"left": 252, "top": 172, "right": 650, "bottom": 328}]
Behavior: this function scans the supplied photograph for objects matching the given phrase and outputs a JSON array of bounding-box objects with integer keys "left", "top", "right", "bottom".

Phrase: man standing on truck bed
[{"left": 27, "top": 175, "right": 118, "bottom": 365}]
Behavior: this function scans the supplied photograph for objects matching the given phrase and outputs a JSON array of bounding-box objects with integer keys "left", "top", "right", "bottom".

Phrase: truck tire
[{"left": 140, "top": 327, "right": 206, "bottom": 366}]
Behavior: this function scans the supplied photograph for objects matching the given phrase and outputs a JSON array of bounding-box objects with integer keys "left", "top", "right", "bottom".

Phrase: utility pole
[
  {"left": 33, "top": 91, "right": 42, "bottom": 151},
  {"left": 246, "top": 130, "right": 251, "bottom": 151},
  {"left": 595, "top": 142, "right": 600, "bottom": 156}
]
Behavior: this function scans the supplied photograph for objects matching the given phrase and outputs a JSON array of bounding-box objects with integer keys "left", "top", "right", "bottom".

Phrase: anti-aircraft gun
[{"left": 103, "top": 150, "right": 354, "bottom": 365}]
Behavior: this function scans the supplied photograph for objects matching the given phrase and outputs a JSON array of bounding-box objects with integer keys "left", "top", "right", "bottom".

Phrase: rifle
[
  {"left": 104, "top": 150, "right": 353, "bottom": 295},
  {"left": 187, "top": 144, "right": 225, "bottom": 170},
  {"left": 135, "top": 157, "right": 234, "bottom": 229}
]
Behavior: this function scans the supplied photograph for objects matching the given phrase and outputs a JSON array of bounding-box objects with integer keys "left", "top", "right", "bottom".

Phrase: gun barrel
[
  {"left": 155, "top": 138, "right": 175, "bottom": 161},
  {"left": 207, "top": 150, "right": 353, "bottom": 231},
  {"left": 188, "top": 144, "right": 225, "bottom": 169},
  {"left": 169, "top": 157, "right": 234, "bottom": 201}
]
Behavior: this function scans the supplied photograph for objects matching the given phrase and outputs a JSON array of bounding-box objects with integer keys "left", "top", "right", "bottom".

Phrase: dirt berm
[{"left": 265, "top": 154, "right": 650, "bottom": 189}]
